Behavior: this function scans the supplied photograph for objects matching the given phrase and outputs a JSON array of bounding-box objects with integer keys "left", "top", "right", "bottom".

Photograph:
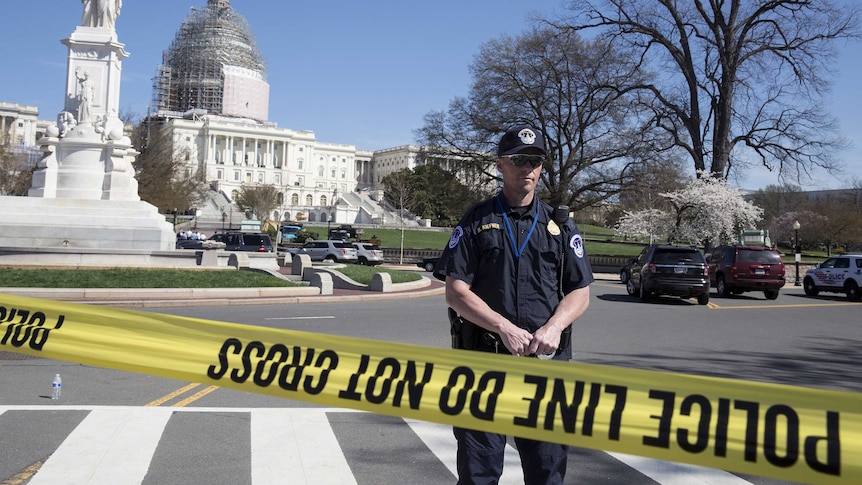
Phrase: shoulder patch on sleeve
[
  {"left": 448, "top": 226, "right": 465, "bottom": 249},
  {"left": 569, "top": 233, "right": 584, "bottom": 258}
]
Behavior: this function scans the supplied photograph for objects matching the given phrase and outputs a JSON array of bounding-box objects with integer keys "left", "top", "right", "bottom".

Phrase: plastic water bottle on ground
[{"left": 51, "top": 374, "right": 62, "bottom": 400}]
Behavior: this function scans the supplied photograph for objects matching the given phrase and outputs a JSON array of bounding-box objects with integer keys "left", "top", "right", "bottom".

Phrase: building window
[
  {"left": 216, "top": 170, "right": 223, "bottom": 180},
  {"left": 341, "top": 169, "right": 346, "bottom": 179},
  {"left": 320, "top": 195, "right": 328, "bottom": 206},
  {"left": 318, "top": 166, "right": 324, "bottom": 176},
  {"left": 234, "top": 171, "right": 240, "bottom": 181},
  {"left": 306, "top": 194, "right": 313, "bottom": 206},
  {"left": 258, "top": 173, "right": 264, "bottom": 183},
  {"left": 331, "top": 169, "right": 336, "bottom": 178},
  {"left": 297, "top": 159, "right": 303, "bottom": 170},
  {"left": 291, "top": 193, "right": 299, "bottom": 206},
  {"left": 214, "top": 151, "right": 220, "bottom": 163},
  {"left": 245, "top": 172, "right": 252, "bottom": 183}
]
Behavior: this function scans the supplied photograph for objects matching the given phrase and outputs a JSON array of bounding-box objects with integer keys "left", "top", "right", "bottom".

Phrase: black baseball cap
[{"left": 497, "top": 125, "right": 547, "bottom": 157}]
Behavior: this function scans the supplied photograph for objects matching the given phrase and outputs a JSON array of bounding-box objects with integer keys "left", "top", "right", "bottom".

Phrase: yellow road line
[
  {"left": 1, "top": 457, "right": 46, "bottom": 485},
  {"left": 172, "top": 386, "right": 219, "bottom": 407},
  {"left": 706, "top": 301, "right": 859, "bottom": 310},
  {"left": 145, "top": 383, "right": 201, "bottom": 407}
]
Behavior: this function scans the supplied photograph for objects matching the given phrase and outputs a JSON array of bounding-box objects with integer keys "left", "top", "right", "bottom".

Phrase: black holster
[{"left": 448, "top": 308, "right": 479, "bottom": 350}]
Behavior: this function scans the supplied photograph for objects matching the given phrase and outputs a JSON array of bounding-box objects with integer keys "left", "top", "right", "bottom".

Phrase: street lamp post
[{"left": 793, "top": 220, "right": 801, "bottom": 286}]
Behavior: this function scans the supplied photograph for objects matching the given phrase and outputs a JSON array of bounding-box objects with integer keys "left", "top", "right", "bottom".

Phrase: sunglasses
[{"left": 506, "top": 154, "right": 545, "bottom": 168}]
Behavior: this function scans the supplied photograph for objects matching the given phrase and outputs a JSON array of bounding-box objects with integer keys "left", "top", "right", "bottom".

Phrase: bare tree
[
  {"left": 0, "top": 140, "right": 35, "bottom": 196},
  {"left": 131, "top": 118, "right": 207, "bottom": 213},
  {"left": 807, "top": 191, "right": 862, "bottom": 254},
  {"left": 417, "top": 25, "right": 657, "bottom": 210},
  {"left": 750, "top": 183, "right": 807, "bottom": 227},
  {"left": 382, "top": 169, "right": 417, "bottom": 264},
  {"left": 564, "top": 0, "right": 859, "bottom": 183},
  {"left": 235, "top": 184, "right": 279, "bottom": 222}
]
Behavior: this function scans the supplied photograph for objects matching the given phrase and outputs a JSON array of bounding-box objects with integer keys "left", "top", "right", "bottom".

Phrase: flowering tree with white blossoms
[
  {"left": 615, "top": 172, "right": 763, "bottom": 247},
  {"left": 615, "top": 209, "right": 673, "bottom": 245}
]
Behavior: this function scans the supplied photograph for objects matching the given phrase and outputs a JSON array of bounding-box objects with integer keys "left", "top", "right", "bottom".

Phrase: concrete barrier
[
  {"left": 308, "top": 271, "right": 333, "bottom": 295},
  {"left": 228, "top": 252, "right": 249, "bottom": 269},
  {"left": 291, "top": 254, "right": 311, "bottom": 275},
  {"left": 369, "top": 272, "right": 392, "bottom": 292}
]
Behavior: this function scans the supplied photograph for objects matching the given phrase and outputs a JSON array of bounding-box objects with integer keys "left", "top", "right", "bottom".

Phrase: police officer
[{"left": 435, "top": 125, "right": 593, "bottom": 484}]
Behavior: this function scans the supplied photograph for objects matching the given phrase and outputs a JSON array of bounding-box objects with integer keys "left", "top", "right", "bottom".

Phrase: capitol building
[{"left": 3, "top": 0, "right": 452, "bottom": 228}]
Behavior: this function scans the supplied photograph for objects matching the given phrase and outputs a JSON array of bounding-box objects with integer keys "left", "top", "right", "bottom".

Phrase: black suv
[
  {"left": 626, "top": 245, "right": 710, "bottom": 305},
  {"left": 708, "top": 245, "right": 785, "bottom": 299},
  {"left": 209, "top": 232, "right": 274, "bottom": 252}
]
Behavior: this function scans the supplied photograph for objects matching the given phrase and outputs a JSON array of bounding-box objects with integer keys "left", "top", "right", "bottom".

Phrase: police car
[{"left": 802, "top": 254, "right": 862, "bottom": 301}]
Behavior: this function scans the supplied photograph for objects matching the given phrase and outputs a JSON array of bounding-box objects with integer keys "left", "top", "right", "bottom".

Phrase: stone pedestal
[
  {"left": 0, "top": 24, "right": 176, "bottom": 252},
  {"left": 0, "top": 196, "right": 175, "bottom": 250}
]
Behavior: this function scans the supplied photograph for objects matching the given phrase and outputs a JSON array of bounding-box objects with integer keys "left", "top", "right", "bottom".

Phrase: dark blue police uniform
[{"left": 435, "top": 193, "right": 594, "bottom": 484}]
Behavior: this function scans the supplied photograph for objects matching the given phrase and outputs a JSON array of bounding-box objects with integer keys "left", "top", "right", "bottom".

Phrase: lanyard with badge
[{"left": 496, "top": 195, "right": 539, "bottom": 260}]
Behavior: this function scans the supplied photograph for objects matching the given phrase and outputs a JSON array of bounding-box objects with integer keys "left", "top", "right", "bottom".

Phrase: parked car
[
  {"left": 707, "top": 245, "right": 785, "bottom": 299},
  {"left": 626, "top": 245, "right": 710, "bottom": 305},
  {"left": 417, "top": 257, "right": 439, "bottom": 272},
  {"left": 802, "top": 254, "right": 862, "bottom": 301},
  {"left": 619, "top": 257, "right": 637, "bottom": 284},
  {"left": 207, "top": 232, "right": 273, "bottom": 252},
  {"left": 352, "top": 242, "right": 384, "bottom": 265},
  {"left": 288, "top": 240, "right": 358, "bottom": 262}
]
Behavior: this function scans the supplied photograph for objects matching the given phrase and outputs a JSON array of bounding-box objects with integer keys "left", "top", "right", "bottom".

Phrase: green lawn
[{"left": 0, "top": 268, "right": 305, "bottom": 288}]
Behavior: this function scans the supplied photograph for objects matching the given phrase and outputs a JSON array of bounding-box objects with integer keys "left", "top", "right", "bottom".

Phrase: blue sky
[{"left": 1, "top": 0, "right": 859, "bottom": 191}]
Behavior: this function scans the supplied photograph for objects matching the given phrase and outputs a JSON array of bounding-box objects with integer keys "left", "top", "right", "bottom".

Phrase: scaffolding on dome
[{"left": 151, "top": 0, "right": 269, "bottom": 122}]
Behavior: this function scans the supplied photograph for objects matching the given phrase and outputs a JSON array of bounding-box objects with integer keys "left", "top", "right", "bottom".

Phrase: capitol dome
[{"left": 152, "top": 0, "right": 270, "bottom": 122}]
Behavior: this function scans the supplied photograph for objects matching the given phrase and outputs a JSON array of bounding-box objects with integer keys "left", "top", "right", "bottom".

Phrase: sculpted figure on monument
[
  {"left": 75, "top": 68, "right": 95, "bottom": 123},
  {"left": 81, "top": 0, "right": 122, "bottom": 29},
  {"left": 57, "top": 111, "right": 77, "bottom": 137}
]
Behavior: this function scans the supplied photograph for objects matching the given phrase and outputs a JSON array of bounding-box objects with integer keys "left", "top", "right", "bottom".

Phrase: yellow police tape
[{"left": 1, "top": 293, "right": 859, "bottom": 484}]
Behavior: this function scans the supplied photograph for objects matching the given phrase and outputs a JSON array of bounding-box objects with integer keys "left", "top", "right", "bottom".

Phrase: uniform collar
[{"left": 497, "top": 193, "right": 541, "bottom": 219}]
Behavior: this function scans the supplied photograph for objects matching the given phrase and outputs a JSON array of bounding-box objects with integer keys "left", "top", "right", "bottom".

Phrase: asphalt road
[{"left": 1, "top": 276, "right": 858, "bottom": 484}]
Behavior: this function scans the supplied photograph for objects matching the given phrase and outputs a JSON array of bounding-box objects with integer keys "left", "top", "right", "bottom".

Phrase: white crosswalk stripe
[
  {"left": 0, "top": 406, "right": 760, "bottom": 485},
  {"left": 27, "top": 407, "right": 173, "bottom": 485},
  {"left": 251, "top": 408, "right": 356, "bottom": 485}
]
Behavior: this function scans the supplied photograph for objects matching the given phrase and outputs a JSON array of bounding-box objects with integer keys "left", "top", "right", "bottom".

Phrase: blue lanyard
[{"left": 496, "top": 195, "right": 539, "bottom": 260}]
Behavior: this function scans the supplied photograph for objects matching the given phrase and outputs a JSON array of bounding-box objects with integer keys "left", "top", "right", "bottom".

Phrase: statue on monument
[
  {"left": 81, "top": 0, "right": 122, "bottom": 29},
  {"left": 75, "top": 67, "right": 95, "bottom": 124}
]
